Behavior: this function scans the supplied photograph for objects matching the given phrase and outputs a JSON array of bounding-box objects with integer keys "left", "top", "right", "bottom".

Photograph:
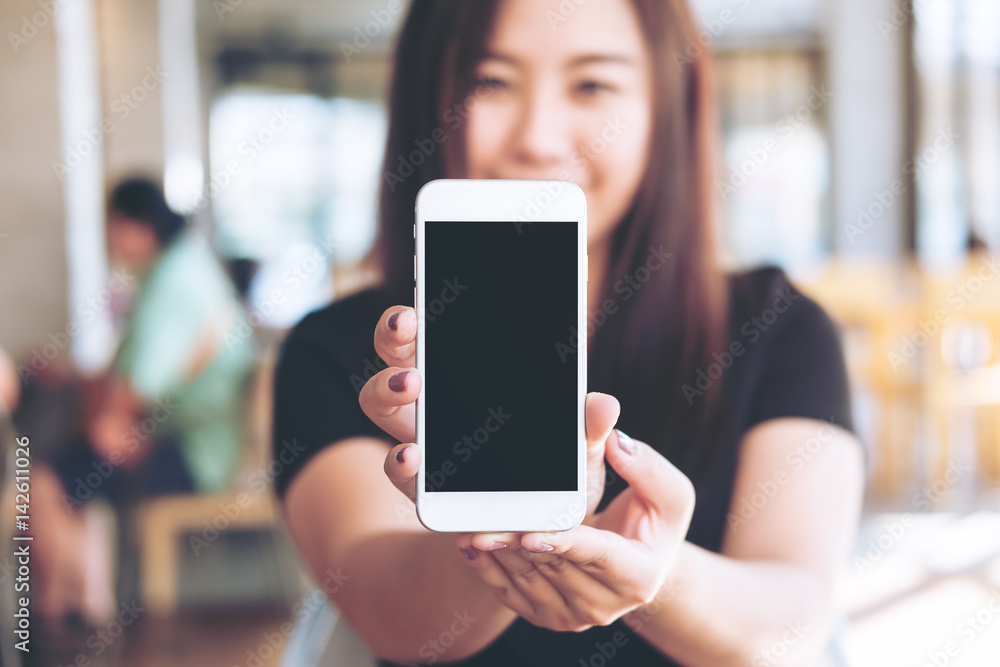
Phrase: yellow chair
[
  {"left": 920, "top": 253, "right": 1000, "bottom": 489},
  {"left": 136, "top": 347, "right": 280, "bottom": 615}
]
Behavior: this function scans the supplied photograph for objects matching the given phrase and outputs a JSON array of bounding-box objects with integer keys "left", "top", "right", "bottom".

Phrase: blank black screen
[{"left": 423, "top": 221, "right": 579, "bottom": 492}]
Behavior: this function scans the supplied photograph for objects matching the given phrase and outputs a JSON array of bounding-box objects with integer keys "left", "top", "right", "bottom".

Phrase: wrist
[{"left": 632, "top": 540, "right": 691, "bottom": 625}]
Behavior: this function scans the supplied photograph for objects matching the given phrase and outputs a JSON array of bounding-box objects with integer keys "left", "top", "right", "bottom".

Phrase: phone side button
[{"left": 413, "top": 255, "right": 416, "bottom": 280}]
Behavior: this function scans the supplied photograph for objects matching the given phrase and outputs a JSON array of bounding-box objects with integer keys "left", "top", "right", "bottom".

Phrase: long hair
[{"left": 367, "top": 0, "right": 730, "bottom": 485}]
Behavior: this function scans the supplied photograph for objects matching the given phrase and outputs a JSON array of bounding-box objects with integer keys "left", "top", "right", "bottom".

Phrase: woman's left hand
[{"left": 456, "top": 429, "right": 696, "bottom": 632}]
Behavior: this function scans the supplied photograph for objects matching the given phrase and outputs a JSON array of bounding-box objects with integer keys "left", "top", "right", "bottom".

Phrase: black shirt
[{"left": 272, "top": 266, "right": 857, "bottom": 667}]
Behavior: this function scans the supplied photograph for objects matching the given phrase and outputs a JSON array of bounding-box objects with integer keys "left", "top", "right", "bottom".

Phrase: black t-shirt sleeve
[
  {"left": 744, "top": 269, "right": 858, "bottom": 447},
  {"left": 271, "top": 293, "right": 394, "bottom": 500}
]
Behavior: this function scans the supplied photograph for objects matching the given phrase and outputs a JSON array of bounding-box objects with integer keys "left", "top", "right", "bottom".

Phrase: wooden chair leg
[
  {"left": 984, "top": 406, "right": 1000, "bottom": 485},
  {"left": 936, "top": 405, "right": 952, "bottom": 495},
  {"left": 141, "top": 505, "right": 179, "bottom": 615},
  {"left": 994, "top": 407, "right": 1000, "bottom": 484}
]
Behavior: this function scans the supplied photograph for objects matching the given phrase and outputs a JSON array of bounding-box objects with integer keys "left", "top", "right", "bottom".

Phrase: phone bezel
[{"left": 414, "top": 179, "right": 588, "bottom": 533}]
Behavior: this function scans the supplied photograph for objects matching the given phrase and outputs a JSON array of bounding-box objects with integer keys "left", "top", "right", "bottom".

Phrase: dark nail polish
[
  {"left": 395, "top": 447, "right": 406, "bottom": 464},
  {"left": 388, "top": 310, "right": 401, "bottom": 331},
  {"left": 388, "top": 371, "right": 409, "bottom": 392},
  {"left": 460, "top": 547, "right": 478, "bottom": 561}
]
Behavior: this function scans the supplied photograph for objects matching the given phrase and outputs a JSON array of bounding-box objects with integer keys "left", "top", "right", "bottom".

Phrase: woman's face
[{"left": 464, "top": 0, "right": 653, "bottom": 247}]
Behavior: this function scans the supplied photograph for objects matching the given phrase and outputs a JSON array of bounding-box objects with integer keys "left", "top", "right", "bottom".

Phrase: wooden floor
[{"left": 27, "top": 605, "right": 288, "bottom": 667}]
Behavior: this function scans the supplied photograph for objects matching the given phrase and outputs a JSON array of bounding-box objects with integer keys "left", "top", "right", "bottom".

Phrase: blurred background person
[{"left": 24, "top": 178, "right": 256, "bottom": 628}]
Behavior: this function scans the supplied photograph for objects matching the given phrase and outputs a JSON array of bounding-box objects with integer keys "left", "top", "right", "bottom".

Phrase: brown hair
[{"left": 367, "top": 0, "right": 730, "bottom": 485}]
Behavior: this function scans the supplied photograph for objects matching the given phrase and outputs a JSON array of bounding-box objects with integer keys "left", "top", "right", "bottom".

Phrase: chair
[
  {"left": 135, "top": 347, "right": 281, "bottom": 614},
  {"left": 920, "top": 254, "right": 1000, "bottom": 489}
]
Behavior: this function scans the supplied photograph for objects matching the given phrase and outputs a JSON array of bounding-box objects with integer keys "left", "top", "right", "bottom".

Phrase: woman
[{"left": 273, "top": 1, "right": 866, "bottom": 665}]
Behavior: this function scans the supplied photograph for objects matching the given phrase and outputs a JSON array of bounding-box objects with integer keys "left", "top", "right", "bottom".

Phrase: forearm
[
  {"left": 330, "top": 530, "right": 519, "bottom": 664},
  {"left": 631, "top": 541, "right": 835, "bottom": 667}
]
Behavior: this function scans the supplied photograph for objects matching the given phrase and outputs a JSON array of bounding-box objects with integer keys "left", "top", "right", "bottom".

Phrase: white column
[
  {"left": 55, "top": 0, "right": 114, "bottom": 373},
  {"left": 159, "top": 0, "right": 206, "bottom": 225},
  {"left": 826, "top": 0, "right": 907, "bottom": 256}
]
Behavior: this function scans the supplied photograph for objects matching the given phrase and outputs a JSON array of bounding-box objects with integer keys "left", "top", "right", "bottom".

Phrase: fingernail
[
  {"left": 388, "top": 310, "right": 401, "bottom": 331},
  {"left": 616, "top": 429, "right": 635, "bottom": 455},
  {"left": 527, "top": 543, "right": 554, "bottom": 553},
  {"left": 388, "top": 370, "right": 409, "bottom": 392},
  {"left": 486, "top": 541, "right": 508, "bottom": 551},
  {"left": 395, "top": 447, "right": 406, "bottom": 464},
  {"left": 459, "top": 546, "right": 478, "bottom": 561}
]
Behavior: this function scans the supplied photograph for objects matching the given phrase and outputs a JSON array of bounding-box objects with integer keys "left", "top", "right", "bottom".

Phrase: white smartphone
[{"left": 414, "top": 179, "right": 588, "bottom": 533}]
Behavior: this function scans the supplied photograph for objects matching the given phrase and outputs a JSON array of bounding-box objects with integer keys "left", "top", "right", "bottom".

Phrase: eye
[
  {"left": 575, "top": 80, "right": 614, "bottom": 96},
  {"left": 477, "top": 74, "right": 510, "bottom": 91}
]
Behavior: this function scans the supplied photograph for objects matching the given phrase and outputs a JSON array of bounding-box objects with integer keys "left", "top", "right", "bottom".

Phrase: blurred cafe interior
[{"left": 0, "top": 0, "right": 998, "bottom": 665}]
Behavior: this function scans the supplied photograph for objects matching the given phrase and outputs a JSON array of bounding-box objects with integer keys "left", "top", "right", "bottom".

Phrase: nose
[{"left": 508, "top": 84, "right": 574, "bottom": 169}]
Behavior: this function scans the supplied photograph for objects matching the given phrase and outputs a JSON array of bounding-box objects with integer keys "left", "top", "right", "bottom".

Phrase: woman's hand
[
  {"left": 455, "top": 430, "right": 696, "bottom": 632},
  {"left": 364, "top": 305, "right": 622, "bottom": 519}
]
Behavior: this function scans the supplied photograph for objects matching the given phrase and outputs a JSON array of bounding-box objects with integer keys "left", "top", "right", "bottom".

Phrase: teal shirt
[{"left": 114, "top": 230, "right": 256, "bottom": 491}]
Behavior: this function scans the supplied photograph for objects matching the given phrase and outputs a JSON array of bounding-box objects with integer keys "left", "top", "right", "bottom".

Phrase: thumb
[
  {"left": 605, "top": 429, "right": 695, "bottom": 521},
  {"left": 586, "top": 392, "right": 620, "bottom": 465},
  {"left": 584, "top": 392, "right": 620, "bottom": 513}
]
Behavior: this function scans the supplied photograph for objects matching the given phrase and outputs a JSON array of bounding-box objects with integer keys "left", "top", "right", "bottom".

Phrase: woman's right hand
[{"left": 360, "top": 306, "right": 622, "bottom": 519}]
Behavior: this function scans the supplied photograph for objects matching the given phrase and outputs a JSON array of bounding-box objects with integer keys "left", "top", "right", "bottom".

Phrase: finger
[
  {"left": 605, "top": 429, "right": 696, "bottom": 523},
  {"left": 374, "top": 307, "right": 417, "bottom": 369},
  {"left": 469, "top": 534, "right": 568, "bottom": 589},
  {"left": 358, "top": 366, "right": 421, "bottom": 444},
  {"left": 584, "top": 393, "right": 620, "bottom": 513},
  {"left": 383, "top": 443, "right": 420, "bottom": 503},
  {"left": 465, "top": 534, "right": 572, "bottom": 621},
  {"left": 520, "top": 525, "right": 658, "bottom": 594},
  {"left": 586, "top": 392, "right": 621, "bottom": 444},
  {"left": 517, "top": 540, "right": 624, "bottom": 616},
  {"left": 469, "top": 532, "right": 522, "bottom": 552},
  {"left": 455, "top": 536, "right": 537, "bottom": 618}
]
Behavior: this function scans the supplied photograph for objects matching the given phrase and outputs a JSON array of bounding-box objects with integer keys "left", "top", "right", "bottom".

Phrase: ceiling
[
  {"left": 196, "top": 0, "right": 827, "bottom": 54},
  {"left": 688, "top": 0, "right": 826, "bottom": 41},
  {"left": 197, "top": 0, "right": 408, "bottom": 53}
]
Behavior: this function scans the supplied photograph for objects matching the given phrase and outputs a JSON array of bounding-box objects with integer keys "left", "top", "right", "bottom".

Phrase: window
[
  {"left": 914, "top": 0, "right": 1000, "bottom": 266},
  {"left": 208, "top": 90, "right": 386, "bottom": 327},
  {"left": 714, "top": 50, "right": 830, "bottom": 271}
]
